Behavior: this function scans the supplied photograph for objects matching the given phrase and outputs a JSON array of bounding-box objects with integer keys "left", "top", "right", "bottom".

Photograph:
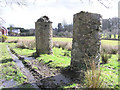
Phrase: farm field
[
  {"left": 7, "top": 36, "right": 119, "bottom": 45},
  {"left": 1, "top": 36, "right": 119, "bottom": 89},
  {"left": 7, "top": 36, "right": 72, "bottom": 42}
]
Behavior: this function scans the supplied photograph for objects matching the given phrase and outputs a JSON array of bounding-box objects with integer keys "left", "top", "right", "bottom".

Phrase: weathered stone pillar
[
  {"left": 71, "top": 11, "right": 102, "bottom": 71},
  {"left": 35, "top": 16, "right": 53, "bottom": 54}
]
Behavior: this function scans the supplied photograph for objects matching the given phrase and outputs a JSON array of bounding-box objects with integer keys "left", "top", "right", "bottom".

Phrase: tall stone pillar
[
  {"left": 71, "top": 11, "right": 102, "bottom": 71},
  {"left": 35, "top": 16, "right": 53, "bottom": 54}
]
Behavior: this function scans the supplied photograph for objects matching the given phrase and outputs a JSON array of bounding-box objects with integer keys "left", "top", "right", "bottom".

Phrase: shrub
[{"left": 0, "top": 35, "right": 8, "bottom": 42}]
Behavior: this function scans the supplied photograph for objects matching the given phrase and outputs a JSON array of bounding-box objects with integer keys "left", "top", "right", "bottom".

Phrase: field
[
  {"left": 1, "top": 36, "right": 119, "bottom": 89},
  {"left": 7, "top": 36, "right": 119, "bottom": 45}
]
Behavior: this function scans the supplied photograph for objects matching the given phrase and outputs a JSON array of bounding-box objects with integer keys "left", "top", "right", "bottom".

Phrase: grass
[
  {"left": 7, "top": 36, "right": 119, "bottom": 45},
  {"left": 84, "top": 60, "right": 103, "bottom": 88},
  {"left": 101, "top": 34, "right": 118, "bottom": 39},
  {"left": 37, "top": 48, "right": 71, "bottom": 68},
  {"left": 100, "top": 54, "right": 119, "bottom": 88},
  {"left": 101, "top": 40, "right": 119, "bottom": 46},
  {"left": 13, "top": 48, "right": 36, "bottom": 56},
  {"left": 1, "top": 62, "right": 27, "bottom": 84},
  {"left": 7, "top": 36, "right": 72, "bottom": 42},
  {"left": 0, "top": 43, "right": 27, "bottom": 85},
  {"left": 4, "top": 36, "right": 119, "bottom": 88},
  {"left": 7, "top": 36, "right": 35, "bottom": 40}
]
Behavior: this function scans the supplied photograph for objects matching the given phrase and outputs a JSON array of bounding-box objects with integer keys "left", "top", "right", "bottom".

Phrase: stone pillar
[
  {"left": 35, "top": 16, "right": 53, "bottom": 54},
  {"left": 71, "top": 11, "right": 102, "bottom": 71}
]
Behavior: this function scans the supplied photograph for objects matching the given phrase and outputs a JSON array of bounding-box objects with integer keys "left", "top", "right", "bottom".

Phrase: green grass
[
  {"left": 5, "top": 36, "right": 119, "bottom": 88},
  {"left": 0, "top": 43, "right": 13, "bottom": 62},
  {"left": 0, "top": 42, "right": 27, "bottom": 85},
  {"left": 101, "top": 34, "right": 118, "bottom": 39},
  {"left": 100, "top": 54, "right": 119, "bottom": 88},
  {"left": 37, "top": 48, "right": 71, "bottom": 68},
  {"left": 101, "top": 40, "right": 119, "bottom": 46},
  {"left": 7, "top": 36, "right": 72, "bottom": 42},
  {"left": 1, "top": 62, "right": 27, "bottom": 84},
  {"left": 7, "top": 36, "right": 35, "bottom": 40},
  {"left": 13, "top": 48, "right": 36, "bottom": 56},
  {"left": 60, "top": 83, "right": 77, "bottom": 88},
  {"left": 53, "top": 37, "right": 72, "bottom": 42}
]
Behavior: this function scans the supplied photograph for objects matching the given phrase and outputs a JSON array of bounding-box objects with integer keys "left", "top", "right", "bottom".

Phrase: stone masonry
[
  {"left": 35, "top": 16, "right": 53, "bottom": 54},
  {"left": 71, "top": 11, "right": 102, "bottom": 71}
]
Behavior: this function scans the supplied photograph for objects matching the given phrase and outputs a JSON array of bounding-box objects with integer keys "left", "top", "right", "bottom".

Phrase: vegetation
[
  {"left": 84, "top": 59, "right": 103, "bottom": 88},
  {"left": 0, "top": 35, "right": 8, "bottom": 42},
  {"left": 0, "top": 43, "right": 27, "bottom": 86},
  {"left": 1, "top": 36, "right": 119, "bottom": 89},
  {"left": 37, "top": 48, "right": 71, "bottom": 68}
]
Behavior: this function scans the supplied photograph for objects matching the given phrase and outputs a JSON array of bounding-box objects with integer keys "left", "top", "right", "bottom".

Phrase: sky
[{"left": 0, "top": 0, "right": 119, "bottom": 29}]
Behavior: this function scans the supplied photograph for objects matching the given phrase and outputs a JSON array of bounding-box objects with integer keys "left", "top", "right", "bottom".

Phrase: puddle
[
  {"left": 0, "top": 79, "right": 17, "bottom": 88},
  {"left": 23, "top": 56, "right": 35, "bottom": 60}
]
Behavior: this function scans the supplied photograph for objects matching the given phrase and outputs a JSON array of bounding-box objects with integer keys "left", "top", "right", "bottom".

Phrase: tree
[
  {"left": 0, "top": 0, "right": 27, "bottom": 6},
  {"left": 9, "top": 24, "right": 14, "bottom": 35},
  {"left": 0, "top": 0, "right": 27, "bottom": 25},
  {"left": 58, "top": 23, "right": 63, "bottom": 32}
]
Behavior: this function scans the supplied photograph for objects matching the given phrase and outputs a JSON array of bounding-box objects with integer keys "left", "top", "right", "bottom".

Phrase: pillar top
[
  {"left": 36, "top": 16, "right": 52, "bottom": 23},
  {"left": 74, "top": 11, "right": 102, "bottom": 18}
]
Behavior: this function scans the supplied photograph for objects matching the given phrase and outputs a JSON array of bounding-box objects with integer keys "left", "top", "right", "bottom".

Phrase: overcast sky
[{"left": 0, "top": 0, "right": 119, "bottom": 29}]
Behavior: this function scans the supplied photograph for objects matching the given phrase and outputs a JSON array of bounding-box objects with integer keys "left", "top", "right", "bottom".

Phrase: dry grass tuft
[
  {"left": 53, "top": 41, "right": 72, "bottom": 50},
  {"left": 84, "top": 55, "right": 103, "bottom": 88},
  {"left": 101, "top": 45, "right": 118, "bottom": 54},
  {"left": 5, "top": 39, "right": 18, "bottom": 43},
  {"left": 16, "top": 39, "right": 36, "bottom": 50}
]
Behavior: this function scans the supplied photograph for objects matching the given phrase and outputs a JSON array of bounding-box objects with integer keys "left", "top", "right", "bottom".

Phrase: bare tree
[{"left": 0, "top": 0, "right": 27, "bottom": 7}]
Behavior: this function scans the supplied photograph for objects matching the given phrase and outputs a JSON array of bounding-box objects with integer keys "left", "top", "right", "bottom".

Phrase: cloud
[{"left": 1, "top": 0, "right": 118, "bottom": 29}]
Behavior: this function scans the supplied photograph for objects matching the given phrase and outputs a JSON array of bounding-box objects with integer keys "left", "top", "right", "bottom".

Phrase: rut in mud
[{"left": 6, "top": 45, "right": 71, "bottom": 88}]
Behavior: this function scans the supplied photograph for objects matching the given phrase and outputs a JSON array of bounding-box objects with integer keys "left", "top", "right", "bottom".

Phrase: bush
[{"left": 0, "top": 35, "right": 8, "bottom": 42}]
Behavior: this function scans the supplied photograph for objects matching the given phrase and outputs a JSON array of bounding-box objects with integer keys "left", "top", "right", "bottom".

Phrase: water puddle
[
  {"left": 0, "top": 79, "right": 17, "bottom": 88},
  {"left": 22, "top": 56, "right": 35, "bottom": 60}
]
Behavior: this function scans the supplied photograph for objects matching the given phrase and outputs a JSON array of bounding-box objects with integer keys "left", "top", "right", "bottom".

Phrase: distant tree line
[
  {"left": 53, "top": 23, "right": 73, "bottom": 38},
  {"left": 102, "top": 17, "right": 120, "bottom": 35}
]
